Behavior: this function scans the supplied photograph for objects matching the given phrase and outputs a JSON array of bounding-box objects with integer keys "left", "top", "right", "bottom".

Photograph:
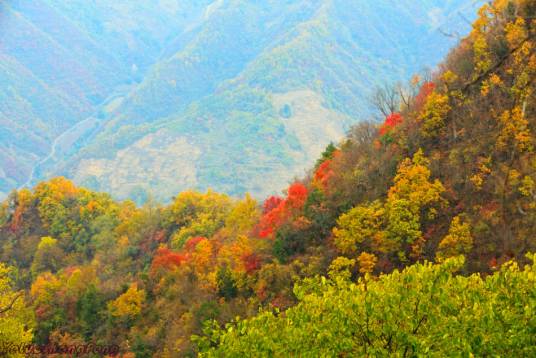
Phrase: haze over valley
[{"left": 1, "top": 1, "right": 481, "bottom": 202}]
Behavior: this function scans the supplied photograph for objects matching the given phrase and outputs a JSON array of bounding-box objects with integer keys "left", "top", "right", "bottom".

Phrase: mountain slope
[
  {"left": 0, "top": 0, "right": 123, "bottom": 196},
  {"left": 47, "top": 0, "right": 481, "bottom": 202},
  {"left": 0, "top": 1, "right": 534, "bottom": 355},
  {"left": 0, "top": 0, "right": 212, "bottom": 199}
]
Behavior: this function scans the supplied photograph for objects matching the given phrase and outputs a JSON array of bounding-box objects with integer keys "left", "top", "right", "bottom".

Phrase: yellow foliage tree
[
  {"left": 333, "top": 150, "right": 445, "bottom": 264},
  {"left": 497, "top": 106, "right": 533, "bottom": 155},
  {"left": 30, "top": 272, "right": 61, "bottom": 306},
  {"left": 108, "top": 283, "right": 146, "bottom": 319},
  {"left": 191, "top": 239, "right": 214, "bottom": 273},
  {"left": 385, "top": 150, "right": 446, "bottom": 259},
  {"left": 332, "top": 201, "right": 384, "bottom": 255},
  {"left": 169, "top": 190, "right": 232, "bottom": 248},
  {"left": 387, "top": 149, "right": 445, "bottom": 212},
  {"left": 1, "top": 264, "right": 34, "bottom": 356},
  {"left": 357, "top": 252, "right": 378, "bottom": 275},
  {"left": 223, "top": 194, "right": 260, "bottom": 235},
  {"left": 436, "top": 216, "right": 473, "bottom": 261},
  {"left": 418, "top": 92, "right": 451, "bottom": 138},
  {"left": 471, "top": 3, "right": 492, "bottom": 75},
  {"left": 218, "top": 235, "right": 257, "bottom": 274}
]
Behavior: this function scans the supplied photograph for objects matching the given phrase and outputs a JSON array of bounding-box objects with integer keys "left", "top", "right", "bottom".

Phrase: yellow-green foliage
[
  {"left": 437, "top": 216, "right": 474, "bottom": 261},
  {"left": 328, "top": 257, "right": 356, "bottom": 281},
  {"left": 169, "top": 190, "right": 233, "bottom": 248},
  {"left": 0, "top": 264, "right": 34, "bottom": 357},
  {"left": 418, "top": 92, "right": 451, "bottom": 138},
  {"left": 30, "top": 237, "right": 62, "bottom": 276},
  {"left": 199, "top": 255, "right": 536, "bottom": 357},
  {"left": 108, "top": 284, "right": 146, "bottom": 319},
  {"left": 333, "top": 201, "right": 384, "bottom": 255},
  {"left": 333, "top": 150, "right": 445, "bottom": 261}
]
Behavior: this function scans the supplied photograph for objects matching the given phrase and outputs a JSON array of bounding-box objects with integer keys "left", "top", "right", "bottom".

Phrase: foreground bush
[{"left": 198, "top": 255, "right": 536, "bottom": 357}]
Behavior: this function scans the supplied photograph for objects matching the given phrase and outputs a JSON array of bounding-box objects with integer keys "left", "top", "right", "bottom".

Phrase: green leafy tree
[
  {"left": 198, "top": 255, "right": 536, "bottom": 357},
  {"left": 76, "top": 284, "right": 105, "bottom": 340},
  {"left": 216, "top": 266, "right": 238, "bottom": 300}
]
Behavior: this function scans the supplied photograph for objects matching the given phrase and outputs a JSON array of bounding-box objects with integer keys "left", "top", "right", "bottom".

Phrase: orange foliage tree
[{"left": 151, "top": 247, "right": 188, "bottom": 274}]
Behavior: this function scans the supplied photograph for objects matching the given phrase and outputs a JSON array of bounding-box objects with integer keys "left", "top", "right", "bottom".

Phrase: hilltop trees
[
  {"left": 167, "top": 190, "right": 232, "bottom": 249},
  {"left": 324, "top": 0, "right": 535, "bottom": 273}
]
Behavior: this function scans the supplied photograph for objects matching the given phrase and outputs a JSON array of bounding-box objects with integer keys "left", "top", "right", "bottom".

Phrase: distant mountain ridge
[
  {"left": 1, "top": 0, "right": 483, "bottom": 202},
  {"left": 0, "top": 0, "right": 213, "bottom": 199}
]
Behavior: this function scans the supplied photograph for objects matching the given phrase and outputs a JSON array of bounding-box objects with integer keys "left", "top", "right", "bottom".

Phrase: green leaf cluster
[{"left": 199, "top": 255, "right": 536, "bottom": 356}]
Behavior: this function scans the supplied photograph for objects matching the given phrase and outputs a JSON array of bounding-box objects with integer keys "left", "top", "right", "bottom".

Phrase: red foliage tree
[
  {"left": 314, "top": 151, "right": 340, "bottom": 190},
  {"left": 286, "top": 182, "right": 308, "bottom": 209},
  {"left": 379, "top": 113, "right": 403, "bottom": 136},
  {"left": 263, "top": 196, "right": 284, "bottom": 214},
  {"left": 414, "top": 82, "right": 435, "bottom": 112},
  {"left": 314, "top": 159, "right": 333, "bottom": 186},
  {"left": 242, "top": 253, "right": 261, "bottom": 274},
  {"left": 257, "top": 182, "right": 308, "bottom": 238},
  {"left": 258, "top": 204, "right": 286, "bottom": 238},
  {"left": 151, "top": 247, "right": 187, "bottom": 273}
]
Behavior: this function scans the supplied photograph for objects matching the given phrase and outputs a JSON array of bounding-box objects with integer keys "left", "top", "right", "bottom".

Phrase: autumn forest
[{"left": 1, "top": 0, "right": 536, "bottom": 357}]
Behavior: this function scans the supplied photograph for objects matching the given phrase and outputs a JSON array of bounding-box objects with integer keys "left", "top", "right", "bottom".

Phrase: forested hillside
[
  {"left": 0, "top": 0, "right": 213, "bottom": 199},
  {"left": 1, "top": 0, "right": 535, "bottom": 357},
  {"left": 0, "top": 1, "right": 477, "bottom": 202}
]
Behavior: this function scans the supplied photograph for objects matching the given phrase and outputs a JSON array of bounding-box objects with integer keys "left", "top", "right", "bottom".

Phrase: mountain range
[{"left": 0, "top": 0, "right": 482, "bottom": 202}]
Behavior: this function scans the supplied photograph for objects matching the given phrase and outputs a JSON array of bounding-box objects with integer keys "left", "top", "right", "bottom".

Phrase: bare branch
[
  {"left": 371, "top": 84, "right": 400, "bottom": 117},
  {"left": 461, "top": 34, "right": 535, "bottom": 93},
  {"left": 457, "top": 11, "right": 473, "bottom": 27},
  {"left": 0, "top": 293, "right": 22, "bottom": 315},
  {"left": 438, "top": 27, "right": 461, "bottom": 40}
]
